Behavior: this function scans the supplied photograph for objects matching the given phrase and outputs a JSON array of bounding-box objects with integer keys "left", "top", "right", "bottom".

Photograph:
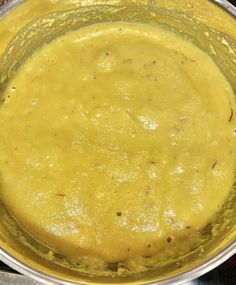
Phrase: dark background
[{"left": 229, "top": 0, "right": 236, "bottom": 5}]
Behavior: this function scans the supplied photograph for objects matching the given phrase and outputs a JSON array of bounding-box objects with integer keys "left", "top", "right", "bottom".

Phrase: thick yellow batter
[{"left": 0, "top": 23, "right": 235, "bottom": 264}]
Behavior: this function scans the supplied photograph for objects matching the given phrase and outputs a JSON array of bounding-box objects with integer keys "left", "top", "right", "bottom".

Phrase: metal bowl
[{"left": 0, "top": 1, "right": 235, "bottom": 284}]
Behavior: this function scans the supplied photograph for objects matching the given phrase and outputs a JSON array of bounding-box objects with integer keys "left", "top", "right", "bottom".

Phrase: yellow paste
[{"left": 0, "top": 23, "right": 235, "bottom": 263}]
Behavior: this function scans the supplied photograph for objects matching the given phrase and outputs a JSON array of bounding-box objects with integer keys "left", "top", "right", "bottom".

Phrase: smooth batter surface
[{"left": 0, "top": 23, "right": 235, "bottom": 263}]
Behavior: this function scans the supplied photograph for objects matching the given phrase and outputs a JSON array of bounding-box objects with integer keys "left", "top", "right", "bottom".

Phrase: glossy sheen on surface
[{"left": 0, "top": 23, "right": 235, "bottom": 263}]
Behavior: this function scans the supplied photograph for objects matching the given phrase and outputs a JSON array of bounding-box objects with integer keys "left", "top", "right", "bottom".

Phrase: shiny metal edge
[
  {"left": 213, "top": 0, "right": 236, "bottom": 17},
  {"left": 0, "top": 0, "right": 25, "bottom": 17},
  {"left": 0, "top": 0, "right": 236, "bottom": 284},
  {"left": 1, "top": 240, "right": 236, "bottom": 285},
  {"left": 0, "top": 271, "right": 41, "bottom": 285}
]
